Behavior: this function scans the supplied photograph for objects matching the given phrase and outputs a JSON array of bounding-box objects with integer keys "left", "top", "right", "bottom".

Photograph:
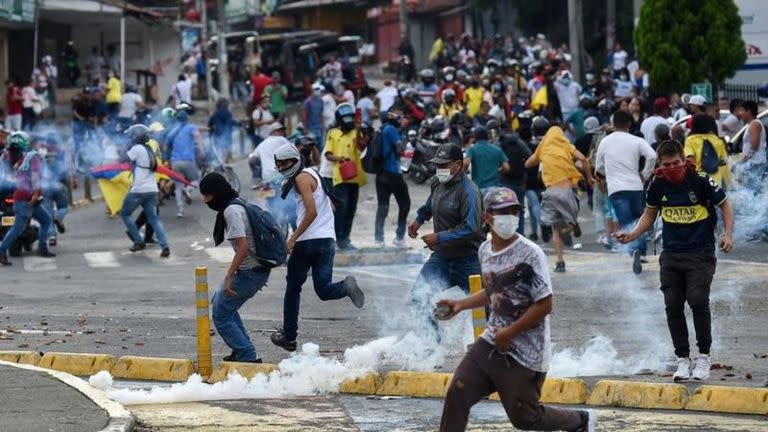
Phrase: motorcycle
[
  {"left": 408, "top": 117, "right": 451, "bottom": 184},
  {"left": 0, "top": 191, "right": 40, "bottom": 257}
]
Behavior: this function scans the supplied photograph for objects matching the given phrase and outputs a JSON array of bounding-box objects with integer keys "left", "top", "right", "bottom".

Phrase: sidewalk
[{"left": 0, "top": 361, "right": 132, "bottom": 432}]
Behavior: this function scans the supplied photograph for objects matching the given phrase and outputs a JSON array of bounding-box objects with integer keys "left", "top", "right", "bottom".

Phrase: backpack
[
  {"left": 228, "top": 198, "right": 287, "bottom": 269},
  {"left": 361, "top": 130, "right": 384, "bottom": 174},
  {"left": 699, "top": 138, "right": 720, "bottom": 175}
]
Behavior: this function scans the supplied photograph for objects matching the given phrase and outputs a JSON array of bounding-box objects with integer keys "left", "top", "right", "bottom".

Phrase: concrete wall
[{"left": 70, "top": 16, "right": 180, "bottom": 106}]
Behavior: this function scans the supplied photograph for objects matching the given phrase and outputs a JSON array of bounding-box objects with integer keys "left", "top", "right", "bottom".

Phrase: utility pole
[
  {"left": 606, "top": 0, "right": 616, "bottom": 52},
  {"left": 568, "top": 0, "right": 584, "bottom": 82},
  {"left": 217, "top": 0, "right": 230, "bottom": 99},
  {"left": 200, "top": 0, "right": 213, "bottom": 112},
  {"left": 399, "top": 0, "right": 408, "bottom": 40}
]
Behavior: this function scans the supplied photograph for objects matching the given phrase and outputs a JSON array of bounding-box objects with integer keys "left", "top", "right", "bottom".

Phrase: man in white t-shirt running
[{"left": 120, "top": 125, "right": 170, "bottom": 257}]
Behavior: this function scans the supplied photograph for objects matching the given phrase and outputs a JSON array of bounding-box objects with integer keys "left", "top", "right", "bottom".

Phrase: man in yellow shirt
[
  {"left": 525, "top": 117, "right": 594, "bottom": 273},
  {"left": 684, "top": 114, "right": 730, "bottom": 189},
  {"left": 323, "top": 104, "right": 366, "bottom": 250},
  {"left": 106, "top": 69, "right": 122, "bottom": 122},
  {"left": 463, "top": 78, "right": 485, "bottom": 118},
  {"left": 438, "top": 88, "right": 462, "bottom": 119}
]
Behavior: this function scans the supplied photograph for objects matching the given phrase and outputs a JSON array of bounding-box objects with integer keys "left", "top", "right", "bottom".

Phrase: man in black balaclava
[{"left": 199, "top": 172, "right": 270, "bottom": 363}]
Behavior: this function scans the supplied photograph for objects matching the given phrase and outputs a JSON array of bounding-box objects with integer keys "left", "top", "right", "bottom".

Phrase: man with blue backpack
[{"left": 199, "top": 171, "right": 286, "bottom": 363}]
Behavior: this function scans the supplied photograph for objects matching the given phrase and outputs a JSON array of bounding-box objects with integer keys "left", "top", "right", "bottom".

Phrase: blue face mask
[{"left": 561, "top": 78, "right": 571, "bottom": 86}]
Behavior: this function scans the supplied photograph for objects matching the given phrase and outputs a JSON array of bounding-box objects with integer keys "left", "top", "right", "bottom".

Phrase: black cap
[
  {"left": 430, "top": 144, "right": 463, "bottom": 164},
  {"left": 472, "top": 125, "right": 488, "bottom": 140}
]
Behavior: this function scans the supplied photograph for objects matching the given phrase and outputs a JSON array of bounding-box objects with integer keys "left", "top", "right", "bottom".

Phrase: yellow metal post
[
  {"left": 195, "top": 267, "right": 213, "bottom": 378},
  {"left": 468, "top": 274, "right": 486, "bottom": 338}
]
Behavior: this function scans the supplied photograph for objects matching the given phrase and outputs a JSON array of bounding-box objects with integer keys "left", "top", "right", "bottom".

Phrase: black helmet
[
  {"left": 485, "top": 119, "right": 500, "bottom": 131},
  {"left": 598, "top": 98, "right": 616, "bottom": 115},
  {"left": 335, "top": 103, "right": 355, "bottom": 131},
  {"left": 125, "top": 124, "right": 151, "bottom": 144},
  {"left": 294, "top": 135, "right": 316, "bottom": 149},
  {"left": 532, "top": 116, "right": 551, "bottom": 138}
]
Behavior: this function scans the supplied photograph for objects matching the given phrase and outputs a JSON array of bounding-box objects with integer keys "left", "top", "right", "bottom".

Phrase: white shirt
[
  {"left": 639, "top": 115, "right": 668, "bottom": 144},
  {"left": 376, "top": 86, "right": 398, "bottom": 113},
  {"left": 126, "top": 144, "right": 158, "bottom": 193},
  {"left": 341, "top": 89, "right": 355, "bottom": 106},
  {"left": 119, "top": 93, "right": 143, "bottom": 119},
  {"left": 295, "top": 168, "right": 335, "bottom": 242},
  {"left": 251, "top": 107, "right": 274, "bottom": 138},
  {"left": 743, "top": 119, "right": 767, "bottom": 163},
  {"left": 595, "top": 131, "right": 657, "bottom": 196},
  {"left": 322, "top": 94, "right": 337, "bottom": 129},
  {"left": 553, "top": 81, "right": 582, "bottom": 115},
  {"left": 614, "top": 79, "right": 633, "bottom": 98},
  {"left": 612, "top": 50, "right": 628, "bottom": 70},
  {"left": 223, "top": 204, "right": 259, "bottom": 270},
  {"left": 171, "top": 79, "right": 192, "bottom": 106},
  {"left": 21, "top": 86, "right": 36, "bottom": 108},
  {"left": 356, "top": 96, "right": 375, "bottom": 124},
  {"left": 251, "top": 135, "right": 290, "bottom": 181},
  {"left": 722, "top": 113, "right": 742, "bottom": 135}
]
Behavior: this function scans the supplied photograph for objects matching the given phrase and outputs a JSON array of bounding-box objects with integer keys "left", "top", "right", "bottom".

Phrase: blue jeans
[
  {"left": 120, "top": 192, "right": 169, "bottom": 249},
  {"left": 610, "top": 190, "right": 647, "bottom": 255},
  {"left": 0, "top": 200, "right": 52, "bottom": 254},
  {"left": 43, "top": 186, "right": 69, "bottom": 238},
  {"left": 283, "top": 238, "right": 348, "bottom": 340},
  {"left": 411, "top": 253, "right": 482, "bottom": 341},
  {"left": 211, "top": 268, "right": 270, "bottom": 361},
  {"left": 525, "top": 189, "right": 542, "bottom": 236}
]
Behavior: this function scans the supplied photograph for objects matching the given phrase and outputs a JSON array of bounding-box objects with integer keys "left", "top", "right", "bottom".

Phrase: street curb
[
  {"left": 587, "top": 380, "right": 689, "bottom": 410},
  {"left": 0, "top": 359, "right": 134, "bottom": 432},
  {"left": 687, "top": 385, "right": 768, "bottom": 415},
  {"left": 39, "top": 352, "right": 116, "bottom": 377},
  {"left": 3, "top": 350, "right": 768, "bottom": 416},
  {"left": 112, "top": 356, "right": 195, "bottom": 382},
  {"left": 334, "top": 249, "right": 423, "bottom": 267}
]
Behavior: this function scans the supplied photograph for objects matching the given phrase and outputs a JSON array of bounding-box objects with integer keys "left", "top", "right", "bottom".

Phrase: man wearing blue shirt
[{"left": 375, "top": 110, "right": 411, "bottom": 247}]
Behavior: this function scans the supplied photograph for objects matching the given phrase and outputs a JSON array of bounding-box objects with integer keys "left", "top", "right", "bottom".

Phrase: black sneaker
[
  {"left": 36, "top": 249, "right": 56, "bottom": 258},
  {"left": 632, "top": 250, "right": 643, "bottom": 275},
  {"left": 160, "top": 248, "right": 171, "bottom": 258},
  {"left": 145, "top": 237, "right": 157, "bottom": 244},
  {"left": 130, "top": 242, "right": 146, "bottom": 252},
  {"left": 53, "top": 217, "right": 66, "bottom": 234},
  {"left": 541, "top": 226, "right": 552, "bottom": 243},
  {"left": 223, "top": 352, "right": 237, "bottom": 362},
  {"left": 570, "top": 222, "right": 582, "bottom": 238},
  {"left": 343, "top": 276, "right": 365, "bottom": 308},
  {"left": 0, "top": 254, "right": 11, "bottom": 266},
  {"left": 554, "top": 261, "right": 566, "bottom": 273},
  {"left": 529, "top": 232, "right": 538, "bottom": 241},
  {"left": 270, "top": 329, "right": 297, "bottom": 352}
]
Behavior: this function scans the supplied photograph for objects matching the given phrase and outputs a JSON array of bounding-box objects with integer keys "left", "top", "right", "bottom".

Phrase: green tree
[{"left": 635, "top": 0, "right": 746, "bottom": 96}]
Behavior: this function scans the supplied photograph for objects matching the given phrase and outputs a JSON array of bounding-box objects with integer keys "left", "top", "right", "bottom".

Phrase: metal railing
[{"left": 720, "top": 83, "right": 762, "bottom": 104}]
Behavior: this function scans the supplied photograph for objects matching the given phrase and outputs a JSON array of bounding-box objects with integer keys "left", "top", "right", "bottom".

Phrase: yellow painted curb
[
  {"left": 208, "top": 361, "right": 279, "bottom": 383},
  {"left": 339, "top": 373, "right": 381, "bottom": 395},
  {"left": 686, "top": 385, "right": 768, "bottom": 415},
  {"left": 587, "top": 380, "right": 689, "bottom": 410},
  {"left": 112, "top": 356, "right": 195, "bottom": 382},
  {"left": 39, "top": 352, "right": 115, "bottom": 376},
  {"left": 0, "top": 350, "right": 41, "bottom": 365},
  {"left": 489, "top": 378, "right": 590, "bottom": 405},
  {"left": 376, "top": 371, "right": 453, "bottom": 398}
]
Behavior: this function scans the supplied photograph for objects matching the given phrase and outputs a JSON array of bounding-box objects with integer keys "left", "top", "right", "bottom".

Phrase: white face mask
[
  {"left": 435, "top": 168, "right": 453, "bottom": 183},
  {"left": 492, "top": 214, "right": 519, "bottom": 239}
]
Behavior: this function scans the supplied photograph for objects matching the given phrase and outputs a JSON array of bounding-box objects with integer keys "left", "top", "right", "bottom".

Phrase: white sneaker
[
  {"left": 176, "top": 212, "right": 184, "bottom": 218},
  {"left": 392, "top": 238, "right": 407, "bottom": 248},
  {"left": 374, "top": 240, "right": 385, "bottom": 248},
  {"left": 673, "top": 357, "right": 692, "bottom": 381},
  {"left": 691, "top": 354, "right": 711, "bottom": 380}
]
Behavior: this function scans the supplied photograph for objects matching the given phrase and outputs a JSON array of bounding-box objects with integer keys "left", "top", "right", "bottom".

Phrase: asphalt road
[{"left": 2, "top": 159, "right": 768, "bottom": 390}]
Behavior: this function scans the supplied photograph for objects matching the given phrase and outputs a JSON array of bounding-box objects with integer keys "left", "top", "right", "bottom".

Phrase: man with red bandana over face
[{"left": 614, "top": 140, "right": 733, "bottom": 383}]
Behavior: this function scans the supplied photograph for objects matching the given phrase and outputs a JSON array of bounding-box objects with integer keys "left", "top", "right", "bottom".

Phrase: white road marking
[
  {"left": 83, "top": 251, "right": 120, "bottom": 268},
  {"left": 23, "top": 256, "right": 57, "bottom": 272}
]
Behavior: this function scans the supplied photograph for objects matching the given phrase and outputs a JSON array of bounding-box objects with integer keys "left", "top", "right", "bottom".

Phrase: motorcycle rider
[
  {"left": 0, "top": 132, "right": 55, "bottom": 266},
  {"left": 437, "top": 66, "right": 464, "bottom": 104},
  {"left": 416, "top": 69, "right": 439, "bottom": 114},
  {"left": 438, "top": 88, "right": 462, "bottom": 119}
]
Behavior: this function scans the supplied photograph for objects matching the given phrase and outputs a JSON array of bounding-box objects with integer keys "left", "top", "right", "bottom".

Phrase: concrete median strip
[
  {"left": 587, "top": 380, "right": 689, "bottom": 410},
  {"left": 0, "top": 359, "right": 134, "bottom": 432},
  {"left": 686, "top": 385, "right": 768, "bottom": 415},
  {"left": 111, "top": 356, "right": 195, "bottom": 382},
  {"left": 1, "top": 350, "right": 766, "bottom": 416}
]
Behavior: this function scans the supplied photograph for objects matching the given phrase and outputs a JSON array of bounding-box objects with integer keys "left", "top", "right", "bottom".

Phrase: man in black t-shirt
[{"left": 615, "top": 140, "right": 733, "bottom": 383}]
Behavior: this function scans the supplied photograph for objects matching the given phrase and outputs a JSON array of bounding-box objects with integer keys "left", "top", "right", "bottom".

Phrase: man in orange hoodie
[{"left": 525, "top": 117, "right": 594, "bottom": 272}]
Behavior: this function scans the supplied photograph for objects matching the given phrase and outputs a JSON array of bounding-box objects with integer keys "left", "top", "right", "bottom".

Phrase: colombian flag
[{"left": 90, "top": 163, "right": 191, "bottom": 216}]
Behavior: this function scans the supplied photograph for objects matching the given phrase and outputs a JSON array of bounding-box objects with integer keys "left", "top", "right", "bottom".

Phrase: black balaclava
[{"left": 199, "top": 172, "right": 239, "bottom": 245}]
